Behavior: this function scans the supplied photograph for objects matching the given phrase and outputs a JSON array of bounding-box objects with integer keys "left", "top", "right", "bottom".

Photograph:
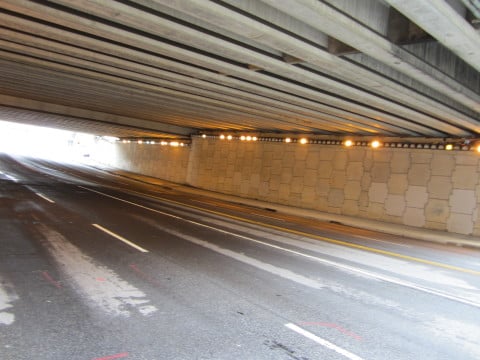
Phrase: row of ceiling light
[
  {"left": 121, "top": 139, "right": 189, "bottom": 147},
  {"left": 202, "top": 134, "right": 480, "bottom": 152}
]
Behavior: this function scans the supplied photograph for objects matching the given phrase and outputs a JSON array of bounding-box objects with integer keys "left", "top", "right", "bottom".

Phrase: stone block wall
[{"left": 187, "top": 137, "right": 480, "bottom": 236}]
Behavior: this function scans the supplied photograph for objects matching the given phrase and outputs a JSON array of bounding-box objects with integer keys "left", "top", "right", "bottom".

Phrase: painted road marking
[
  {"left": 141, "top": 192, "right": 480, "bottom": 275},
  {"left": 285, "top": 323, "right": 363, "bottom": 360},
  {"left": 299, "top": 322, "right": 362, "bottom": 341},
  {"left": 5, "top": 174, "right": 18, "bottom": 182},
  {"left": 35, "top": 192, "right": 55, "bottom": 203},
  {"left": 157, "top": 225, "right": 325, "bottom": 290},
  {"left": 79, "top": 185, "right": 480, "bottom": 276},
  {"left": 166, "top": 215, "right": 480, "bottom": 308},
  {"left": 92, "top": 224, "right": 149, "bottom": 253},
  {"left": 92, "top": 352, "right": 129, "bottom": 360},
  {"left": 37, "top": 223, "right": 156, "bottom": 316},
  {"left": 80, "top": 186, "right": 480, "bottom": 307},
  {"left": 41, "top": 271, "right": 62, "bottom": 289}
]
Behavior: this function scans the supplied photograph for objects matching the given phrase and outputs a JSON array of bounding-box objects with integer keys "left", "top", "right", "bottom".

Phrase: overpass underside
[{"left": 0, "top": 0, "right": 479, "bottom": 236}]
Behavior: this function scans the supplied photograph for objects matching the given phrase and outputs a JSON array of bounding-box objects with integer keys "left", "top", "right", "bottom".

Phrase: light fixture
[
  {"left": 198, "top": 135, "right": 480, "bottom": 152},
  {"left": 138, "top": 140, "right": 143, "bottom": 144},
  {"left": 103, "top": 136, "right": 120, "bottom": 142},
  {"left": 170, "top": 141, "right": 179, "bottom": 147}
]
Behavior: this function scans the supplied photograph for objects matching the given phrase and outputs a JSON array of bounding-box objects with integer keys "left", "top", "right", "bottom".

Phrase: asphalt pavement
[{"left": 1, "top": 153, "right": 480, "bottom": 360}]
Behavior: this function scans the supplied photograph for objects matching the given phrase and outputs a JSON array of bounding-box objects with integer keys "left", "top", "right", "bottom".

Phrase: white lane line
[
  {"left": 80, "top": 186, "right": 480, "bottom": 308},
  {"left": 5, "top": 174, "right": 18, "bottom": 182},
  {"left": 79, "top": 186, "right": 181, "bottom": 220},
  {"left": 285, "top": 323, "right": 363, "bottom": 360},
  {"left": 92, "top": 224, "right": 149, "bottom": 253},
  {"left": 154, "top": 224, "right": 325, "bottom": 290},
  {"left": 35, "top": 192, "right": 55, "bottom": 203},
  {"left": 178, "top": 219, "right": 480, "bottom": 307}
]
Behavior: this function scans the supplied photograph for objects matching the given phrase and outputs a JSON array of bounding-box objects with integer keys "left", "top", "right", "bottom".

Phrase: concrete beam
[
  {"left": 0, "top": 51, "right": 359, "bottom": 135},
  {"left": 462, "top": 0, "right": 480, "bottom": 18},
  {"left": 0, "top": 57, "right": 334, "bottom": 134},
  {"left": 29, "top": 0, "right": 472, "bottom": 135},
  {"left": 0, "top": 7, "right": 438, "bottom": 136},
  {"left": 384, "top": 0, "right": 480, "bottom": 73},
  {"left": 260, "top": 0, "right": 480, "bottom": 114},
  {"left": 0, "top": 20, "right": 347, "bottom": 134},
  {"left": 125, "top": 0, "right": 480, "bottom": 131}
]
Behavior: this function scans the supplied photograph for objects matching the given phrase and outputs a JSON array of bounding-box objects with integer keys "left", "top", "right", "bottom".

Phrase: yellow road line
[{"left": 115, "top": 187, "right": 480, "bottom": 276}]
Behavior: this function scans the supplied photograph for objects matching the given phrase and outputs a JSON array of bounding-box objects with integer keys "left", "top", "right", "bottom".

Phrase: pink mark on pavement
[
  {"left": 299, "top": 322, "right": 362, "bottom": 341},
  {"left": 92, "top": 352, "right": 128, "bottom": 360},
  {"left": 41, "top": 271, "right": 62, "bottom": 289},
  {"left": 129, "top": 264, "right": 162, "bottom": 287},
  {"left": 96, "top": 277, "right": 107, "bottom": 282}
]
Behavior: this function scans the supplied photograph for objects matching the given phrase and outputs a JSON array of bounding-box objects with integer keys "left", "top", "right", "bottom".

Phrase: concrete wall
[
  {"left": 94, "top": 140, "right": 190, "bottom": 184},
  {"left": 187, "top": 137, "right": 480, "bottom": 236},
  {"left": 94, "top": 137, "right": 480, "bottom": 236}
]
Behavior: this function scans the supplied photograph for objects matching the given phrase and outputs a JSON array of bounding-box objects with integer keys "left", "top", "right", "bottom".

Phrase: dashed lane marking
[
  {"left": 285, "top": 323, "right": 363, "bottom": 360},
  {"left": 92, "top": 224, "right": 149, "bottom": 253},
  {"left": 35, "top": 192, "right": 55, "bottom": 203}
]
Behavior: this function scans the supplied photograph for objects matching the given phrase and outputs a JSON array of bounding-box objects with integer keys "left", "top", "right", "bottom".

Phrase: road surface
[{"left": 1, "top": 153, "right": 480, "bottom": 360}]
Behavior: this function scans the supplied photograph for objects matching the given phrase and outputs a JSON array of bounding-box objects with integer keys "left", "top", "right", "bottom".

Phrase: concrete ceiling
[{"left": 0, "top": 0, "right": 479, "bottom": 139}]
